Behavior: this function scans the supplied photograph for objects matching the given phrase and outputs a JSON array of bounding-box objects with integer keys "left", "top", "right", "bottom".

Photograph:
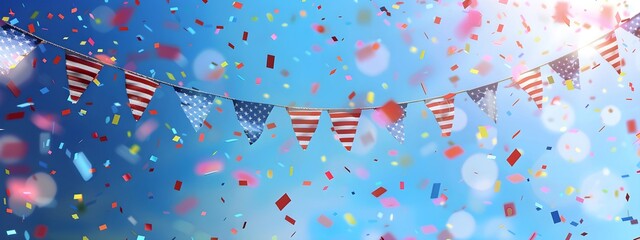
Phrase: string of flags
[{"left": 1, "top": 13, "right": 640, "bottom": 151}]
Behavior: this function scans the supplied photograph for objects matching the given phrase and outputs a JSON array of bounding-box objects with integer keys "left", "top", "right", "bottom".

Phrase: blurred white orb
[
  {"left": 447, "top": 211, "right": 476, "bottom": 239},
  {"left": 26, "top": 172, "right": 57, "bottom": 207},
  {"left": 600, "top": 105, "right": 621, "bottom": 126},
  {"left": 462, "top": 153, "right": 498, "bottom": 191},
  {"left": 581, "top": 170, "right": 627, "bottom": 219},
  {"left": 557, "top": 130, "right": 591, "bottom": 162},
  {"left": 451, "top": 108, "right": 468, "bottom": 132}
]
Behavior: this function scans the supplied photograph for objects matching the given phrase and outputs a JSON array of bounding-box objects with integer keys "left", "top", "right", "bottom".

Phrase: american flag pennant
[
  {"left": 287, "top": 109, "right": 322, "bottom": 150},
  {"left": 66, "top": 52, "right": 103, "bottom": 104},
  {"left": 0, "top": 22, "right": 41, "bottom": 75},
  {"left": 467, "top": 83, "right": 498, "bottom": 122},
  {"left": 125, "top": 71, "right": 159, "bottom": 121},
  {"left": 590, "top": 33, "right": 622, "bottom": 74},
  {"left": 175, "top": 87, "right": 215, "bottom": 132},
  {"left": 329, "top": 110, "right": 362, "bottom": 151},
  {"left": 620, "top": 13, "right": 640, "bottom": 38},
  {"left": 385, "top": 104, "right": 407, "bottom": 143},
  {"left": 549, "top": 51, "right": 580, "bottom": 89},
  {"left": 425, "top": 94, "right": 456, "bottom": 137},
  {"left": 514, "top": 68, "right": 544, "bottom": 109},
  {"left": 233, "top": 100, "right": 274, "bottom": 145}
]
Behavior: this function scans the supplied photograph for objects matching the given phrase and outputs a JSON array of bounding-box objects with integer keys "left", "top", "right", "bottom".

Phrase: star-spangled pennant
[
  {"left": 0, "top": 22, "right": 41, "bottom": 75},
  {"left": 175, "top": 87, "right": 215, "bottom": 132},
  {"left": 467, "top": 83, "right": 498, "bottom": 122},
  {"left": 621, "top": 13, "right": 640, "bottom": 38},
  {"left": 233, "top": 100, "right": 274, "bottom": 145},
  {"left": 385, "top": 104, "right": 408, "bottom": 143},
  {"left": 549, "top": 51, "right": 580, "bottom": 89}
]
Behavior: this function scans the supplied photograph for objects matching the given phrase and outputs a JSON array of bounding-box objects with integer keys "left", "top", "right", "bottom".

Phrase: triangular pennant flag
[
  {"left": 514, "top": 68, "right": 543, "bottom": 109},
  {"left": 467, "top": 83, "right": 498, "bottom": 122},
  {"left": 233, "top": 100, "right": 274, "bottom": 144},
  {"left": 329, "top": 110, "right": 362, "bottom": 151},
  {"left": 385, "top": 104, "right": 407, "bottom": 143},
  {"left": 425, "top": 94, "right": 456, "bottom": 137},
  {"left": 549, "top": 51, "right": 580, "bottom": 89},
  {"left": 66, "top": 52, "right": 103, "bottom": 104},
  {"left": 591, "top": 33, "right": 622, "bottom": 74},
  {"left": 287, "top": 109, "right": 322, "bottom": 150},
  {"left": 620, "top": 13, "right": 640, "bottom": 38},
  {"left": 125, "top": 71, "right": 159, "bottom": 121},
  {"left": 0, "top": 22, "right": 41, "bottom": 75},
  {"left": 175, "top": 87, "right": 215, "bottom": 132}
]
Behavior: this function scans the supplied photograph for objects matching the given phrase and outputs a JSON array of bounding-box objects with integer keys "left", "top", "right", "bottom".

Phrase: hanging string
[{"left": 6, "top": 22, "right": 619, "bottom": 111}]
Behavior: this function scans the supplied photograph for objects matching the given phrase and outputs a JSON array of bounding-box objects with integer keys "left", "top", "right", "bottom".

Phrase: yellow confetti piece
[
  {"left": 92, "top": 78, "right": 101, "bottom": 86},
  {"left": 478, "top": 126, "right": 488, "bottom": 138},
  {"left": 80, "top": 41, "right": 87, "bottom": 45},
  {"left": 465, "top": 43, "right": 470, "bottom": 53},
  {"left": 112, "top": 114, "right": 120, "bottom": 125},
  {"left": 390, "top": 161, "right": 398, "bottom": 166},
  {"left": 127, "top": 131, "right": 131, "bottom": 138},
  {"left": 180, "top": 71, "right": 187, "bottom": 78},
  {"left": 97, "top": 49, "right": 103, "bottom": 53},
  {"left": 263, "top": 93, "right": 270, "bottom": 99},
  {"left": 25, "top": 202, "right": 32, "bottom": 209},
  {"left": 421, "top": 132, "right": 429, "bottom": 138},
  {"left": 409, "top": 46, "right": 417, "bottom": 53},
  {"left": 73, "top": 194, "right": 83, "bottom": 201},
  {"left": 172, "top": 135, "right": 181, "bottom": 142},
  {"left": 419, "top": 50, "right": 425, "bottom": 60},
  {"left": 129, "top": 144, "right": 140, "bottom": 155},
  {"left": 565, "top": 186, "right": 575, "bottom": 195},
  {"left": 110, "top": 56, "right": 117, "bottom": 62},
  {"left": 382, "top": 82, "right": 388, "bottom": 89},
  {"left": 214, "top": 99, "right": 223, "bottom": 105},
  {"left": 166, "top": 72, "right": 176, "bottom": 81},
  {"left": 494, "top": 180, "right": 501, "bottom": 192},
  {"left": 267, "top": 170, "right": 273, "bottom": 179},
  {"left": 4, "top": 169, "right": 9, "bottom": 175},
  {"left": 283, "top": 83, "right": 290, "bottom": 88},
  {"left": 289, "top": 166, "right": 294, "bottom": 176},
  {"left": 392, "top": 4, "right": 400, "bottom": 9},
  {"left": 83, "top": 236, "right": 90, "bottom": 240},
  {"left": 547, "top": 76, "right": 555, "bottom": 84},
  {"left": 344, "top": 213, "right": 357, "bottom": 226},
  {"left": 266, "top": 13, "right": 274, "bottom": 22},
  {"left": 470, "top": 68, "right": 479, "bottom": 74},
  {"left": 80, "top": 109, "right": 87, "bottom": 115},
  {"left": 321, "top": 155, "right": 326, "bottom": 162},
  {"left": 1, "top": 17, "right": 9, "bottom": 22},
  {"left": 220, "top": 61, "right": 228, "bottom": 68},
  {"left": 366, "top": 92, "right": 375, "bottom": 104},
  {"left": 565, "top": 80, "right": 574, "bottom": 90},
  {"left": 72, "top": 214, "right": 79, "bottom": 220}
]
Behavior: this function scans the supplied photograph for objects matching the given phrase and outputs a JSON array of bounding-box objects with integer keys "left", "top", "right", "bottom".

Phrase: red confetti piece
[
  {"left": 377, "top": 100, "right": 403, "bottom": 123},
  {"left": 53, "top": 55, "right": 61, "bottom": 64},
  {"left": 444, "top": 145, "right": 464, "bottom": 159},
  {"left": 195, "top": 19, "right": 204, "bottom": 26},
  {"left": 325, "top": 171, "right": 334, "bottom": 180},
  {"left": 6, "top": 112, "right": 25, "bottom": 120},
  {"left": 371, "top": 187, "right": 387, "bottom": 198},
  {"left": 174, "top": 197, "right": 198, "bottom": 215},
  {"left": 504, "top": 202, "right": 516, "bottom": 217},
  {"left": 174, "top": 180, "right": 183, "bottom": 191},
  {"left": 7, "top": 80, "right": 20, "bottom": 97},
  {"left": 122, "top": 173, "right": 132, "bottom": 182},
  {"left": 275, "top": 193, "right": 291, "bottom": 211},
  {"left": 627, "top": 120, "right": 637, "bottom": 134},
  {"left": 285, "top": 215, "right": 296, "bottom": 225},
  {"left": 61, "top": 109, "right": 71, "bottom": 116},
  {"left": 507, "top": 149, "right": 522, "bottom": 166},
  {"left": 242, "top": 31, "right": 248, "bottom": 41},
  {"left": 434, "top": 16, "right": 441, "bottom": 24},
  {"left": 144, "top": 223, "right": 152, "bottom": 231},
  {"left": 34, "top": 225, "right": 48, "bottom": 238},
  {"left": 111, "top": 7, "right": 135, "bottom": 26},
  {"left": 266, "top": 54, "right": 275, "bottom": 69},
  {"left": 232, "top": 1, "right": 243, "bottom": 9},
  {"left": 348, "top": 91, "right": 356, "bottom": 100},
  {"left": 266, "top": 123, "right": 276, "bottom": 129}
]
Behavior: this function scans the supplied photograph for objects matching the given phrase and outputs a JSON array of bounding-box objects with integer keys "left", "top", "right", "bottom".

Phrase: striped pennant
[
  {"left": 591, "top": 33, "right": 622, "bottom": 74},
  {"left": 66, "top": 52, "right": 103, "bottom": 104},
  {"left": 329, "top": 110, "right": 362, "bottom": 151},
  {"left": 287, "top": 109, "right": 322, "bottom": 150},
  {"left": 514, "top": 68, "right": 543, "bottom": 109},
  {"left": 125, "top": 71, "right": 159, "bottom": 121},
  {"left": 425, "top": 94, "right": 455, "bottom": 137}
]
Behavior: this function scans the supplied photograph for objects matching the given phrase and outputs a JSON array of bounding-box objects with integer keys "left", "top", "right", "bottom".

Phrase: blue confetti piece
[
  {"left": 186, "top": 27, "right": 196, "bottom": 35},
  {"left": 570, "top": 221, "right": 578, "bottom": 226},
  {"left": 38, "top": 161, "right": 48, "bottom": 168},
  {"left": 144, "top": 24, "right": 153, "bottom": 32},
  {"left": 9, "top": 18, "right": 19, "bottom": 25},
  {"left": 6, "top": 229, "right": 17, "bottom": 235},
  {"left": 74, "top": 152, "right": 93, "bottom": 181},
  {"left": 225, "top": 139, "right": 238, "bottom": 142},
  {"left": 622, "top": 174, "right": 629, "bottom": 178},
  {"left": 551, "top": 210, "right": 561, "bottom": 224},
  {"left": 150, "top": 155, "right": 158, "bottom": 162},
  {"left": 430, "top": 183, "right": 441, "bottom": 199},
  {"left": 40, "top": 87, "right": 49, "bottom": 94},
  {"left": 58, "top": 142, "right": 64, "bottom": 149},
  {"left": 137, "top": 236, "right": 146, "bottom": 240},
  {"left": 622, "top": 216, "right": 633, "bottom": 221},
  {"left": 24, "top": 230, "right": 29, "bottom": 240},
  {"left": 38, "top": 44, "right": 46, "bottom": 53}
]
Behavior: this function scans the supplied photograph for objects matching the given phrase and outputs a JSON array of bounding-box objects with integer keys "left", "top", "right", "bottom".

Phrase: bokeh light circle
[
  {"left": 193, "top": 49, "right": 226, "bottom": 81},
  {"left": 556, "top": 130, "right": 591, "bottom": 162},
  {"left": 462, "top": 153, "right": 498, "bottom": 191},
  {"left": 90, "top": 6, "right": 116, "bottom": 33},
  {"left": 25, "top": 172, "right": 57, "bottom": 207},
  {"left": 451, "top": 108, "right": 468, "bottom": 132},
  {"left": 355, "top": 42, "right": 389, "bottom": 76},
  {"left": 0, "top": 135, "right": 28, "bottom": 165},
  {"left": 447, "top": 211, "right": 476, "bottom": 239},
  {"left": 600, "top": 105, "right": 621, "bottom": 126},
  {"left": 541, "top": 102, "right": 574, "bottom": 132},
  {"left": 581, "top": 169, "right": 627, "bottom": 219}
]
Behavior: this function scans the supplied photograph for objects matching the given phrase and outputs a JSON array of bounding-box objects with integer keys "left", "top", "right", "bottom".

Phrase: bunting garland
[
  {"left": 65, "top": 52, "right": 103, "bottom": 104},
  {"left": 467, "top": 83, "right": 498, "bottom": 122},
  {"left": 590, "top": 33, "right": 622, "bottom": 74},
  {"left": 175, "top": 87, "right": 215, "bottom": 132},
  {"left": 514, "top": 68, "right": 544, "bottom": 109},
  {"left": 1, "top": 17, "right": 639, "bottom": 150},
  {"left": 125, "top": 71, "right": 159, "bottom": 121},
  {"left": 549, "top": 52, "right": 580, "bottom": 89},
  {"left": 329, "top": 110, "right": 362, "bottom": 151},
  {"left": 425, "top": 94, "right": 456, "bottom": 137},
  {"left": 287, "top": 109, "right": 322, "bottom": 150},
  {"left": 0, "top": 23, "right": 40, "bottom": 75},
  {"left": 233, "top": 100, "right": 274, "bottom": 145}
]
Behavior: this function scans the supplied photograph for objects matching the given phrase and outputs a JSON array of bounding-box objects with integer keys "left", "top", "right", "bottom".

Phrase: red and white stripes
[
  {"left": 515, "top": 68, "right": 543, "bottom": 109},
  {"left": 65, "top": 52, "right": 103, "bottom": 104},
  {"left": 329, "top": 110, "right": 361, "bottom": 151},
  {"left": 591, "top": 33, "right": 622, "bottom": 74},
  {"left": 125, "top": 71, "right": 159, "bottom": 121},
  {"left": 287, "top": 109, "right": 322, "bottom": 150},
  {"left": 425, "top": 95, "right": 456, "bottom": 137}
]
